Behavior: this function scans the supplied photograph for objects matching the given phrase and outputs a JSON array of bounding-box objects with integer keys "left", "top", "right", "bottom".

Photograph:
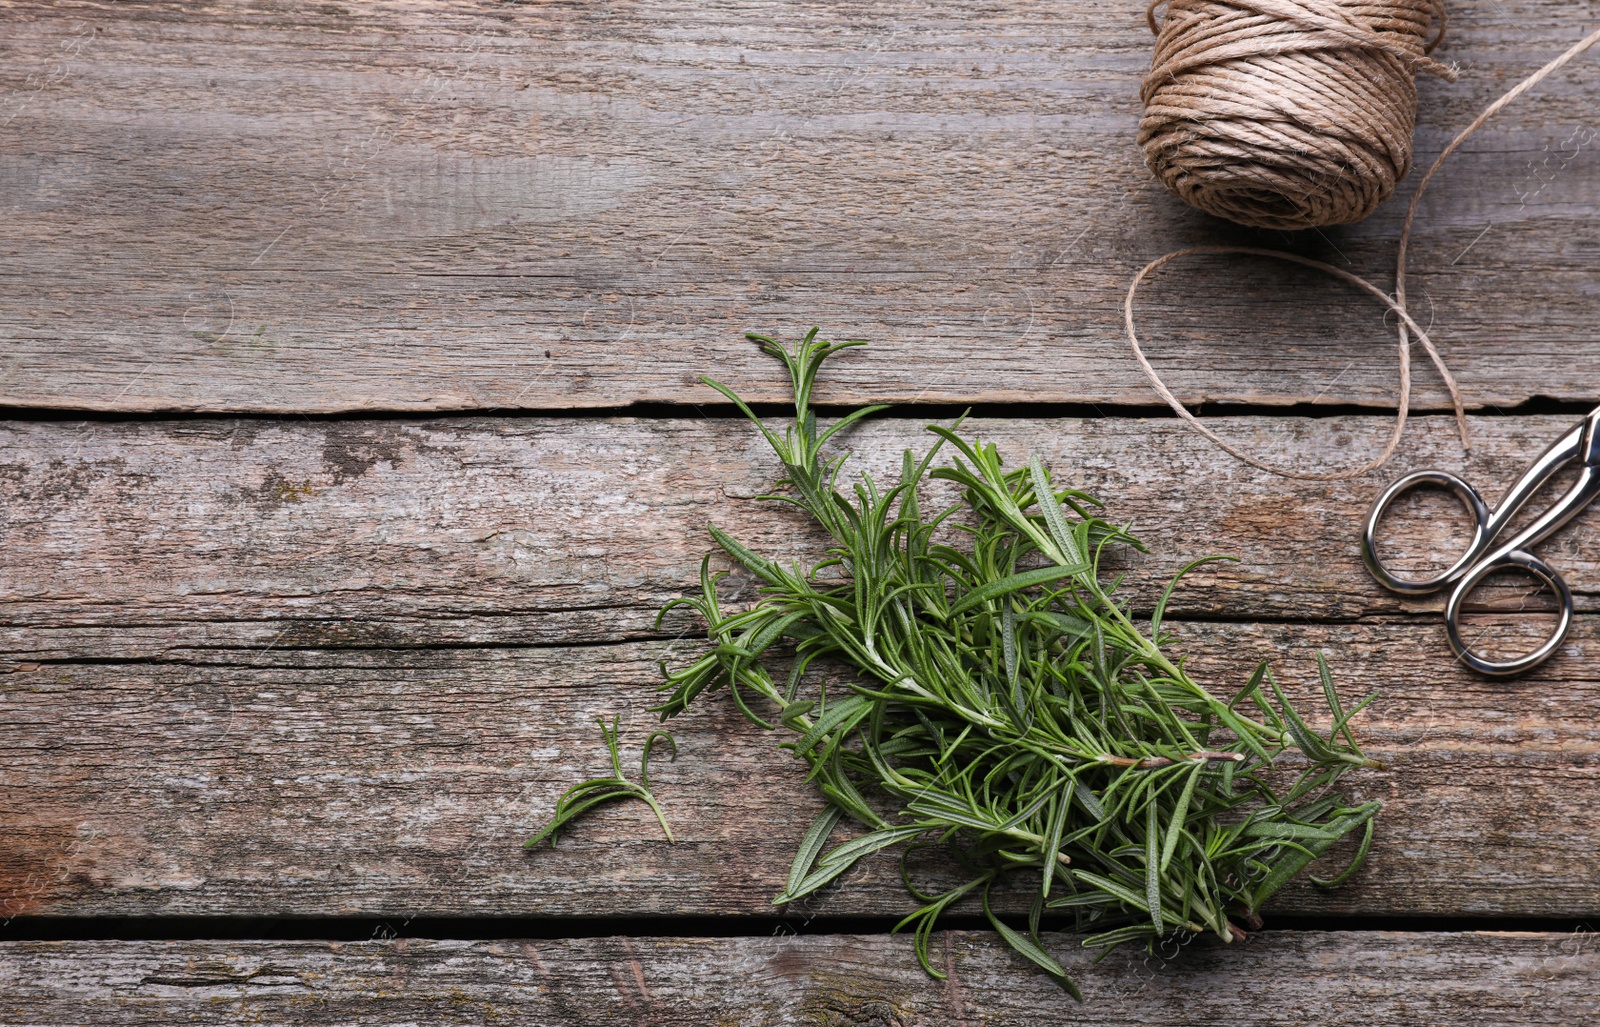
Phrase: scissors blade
[{"left": 1479, "top": 406, "right": 1600, "bottom": 563}]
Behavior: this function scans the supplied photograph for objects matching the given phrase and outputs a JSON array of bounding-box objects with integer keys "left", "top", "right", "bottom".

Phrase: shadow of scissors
[{"left": 1362, "top": 407, "right": 1600, "bottom": 677}]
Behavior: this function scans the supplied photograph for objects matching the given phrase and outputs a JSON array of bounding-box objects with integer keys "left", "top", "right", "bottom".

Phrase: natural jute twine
[
  {"left": 1140, "top": 0, "right": 1454, "bottom": 230},
  {"left": 1126, "top": 26, "right": 1600, "bottom": 481}
]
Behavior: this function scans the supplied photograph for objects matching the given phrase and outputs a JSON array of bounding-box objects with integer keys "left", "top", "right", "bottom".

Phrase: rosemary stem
[{"left": 1098, "top": 750, "right": 1246, "bottom": 768}]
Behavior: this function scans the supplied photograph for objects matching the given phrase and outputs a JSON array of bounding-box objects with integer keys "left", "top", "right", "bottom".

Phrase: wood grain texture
[
  {"left": 4, "top": 1, "right": 1597, "bottom": 1006},
  {"left": 3, "top": 412, "right": 1598, "bottom": 665},
  {"left": 3, "top": 619, "right": 1596, "bottom": 920},
  {"left": 1, "top": 932, "right": 1595, "bottom": 1024},
  {"left": 4, "top": 414, "right": 1598, "bottom": 921},
  {"left": 3, "top": 1, "right": 1599, "bottom": 412}
]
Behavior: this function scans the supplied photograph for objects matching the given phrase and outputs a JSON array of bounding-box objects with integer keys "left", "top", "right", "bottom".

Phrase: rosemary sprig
[
  {"left": 648, "top": 329, "right": 1382, "bottom": 996},
  {"left": 525, "top": 715, "right": 677, "bottom": 848}
]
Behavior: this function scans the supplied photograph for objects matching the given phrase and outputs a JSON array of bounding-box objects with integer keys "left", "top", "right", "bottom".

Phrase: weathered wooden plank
[
  {"left": 2, "top": 1, "right": 1598, "bottom": 412},
  {"left": 1, "top": 932, "right": 1594, "bottom": 1024},
  {"left": 3, "top": 413, "right": 1597, "bottom": 662},
  {"left": 3, "top": 620, "right": 1596, "bottom": 920}
]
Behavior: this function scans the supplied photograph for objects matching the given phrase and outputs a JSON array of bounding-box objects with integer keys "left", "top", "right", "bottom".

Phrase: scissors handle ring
[
  {"left": 1362, "top": 470, "right": 1491, "bottom": 595},
  {"left": 1444, "top": 550, "right": 1573, "bottom": 677}
]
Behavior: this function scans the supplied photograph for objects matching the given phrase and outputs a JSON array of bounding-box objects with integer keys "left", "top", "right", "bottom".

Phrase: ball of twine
[
  {"left": 1139, "top": 0, "right": 1455, "bottom": 230},
  {"left": 1127, "top": 26, "right": 1600, "bottom": 479}
]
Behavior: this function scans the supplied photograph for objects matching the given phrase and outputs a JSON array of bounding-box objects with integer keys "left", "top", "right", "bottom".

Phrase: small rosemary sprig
[
  {"left": 649, "top": 329, "right": 1382, "bottom": 997},
  {"left": 525, "top": 715, "right": 677, "bottom": 848}
]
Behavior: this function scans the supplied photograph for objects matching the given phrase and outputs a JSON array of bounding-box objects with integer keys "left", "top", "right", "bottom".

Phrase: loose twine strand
[{"left": 1126, "top": 21, "right": 1600, "bottom": 481}]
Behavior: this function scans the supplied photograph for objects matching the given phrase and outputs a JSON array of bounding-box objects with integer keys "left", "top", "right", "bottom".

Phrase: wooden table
[{"left": 2, "top": 2, "right": 1596, "bottom": 1022}]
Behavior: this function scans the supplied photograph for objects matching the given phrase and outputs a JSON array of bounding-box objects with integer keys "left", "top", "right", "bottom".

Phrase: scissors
[{"left": 1362, "top": 406, "right": 1600, "bottom": 677}]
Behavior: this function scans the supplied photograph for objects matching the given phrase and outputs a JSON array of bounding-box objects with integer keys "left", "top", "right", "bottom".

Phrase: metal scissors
[{"left": 1362, "top": 406, "right": 1600, "bottom": 677}]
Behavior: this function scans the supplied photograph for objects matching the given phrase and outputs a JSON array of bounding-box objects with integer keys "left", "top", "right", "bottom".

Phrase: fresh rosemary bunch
[{"left": 635, "top": 330, "right": 1381, "bottom": 994}]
